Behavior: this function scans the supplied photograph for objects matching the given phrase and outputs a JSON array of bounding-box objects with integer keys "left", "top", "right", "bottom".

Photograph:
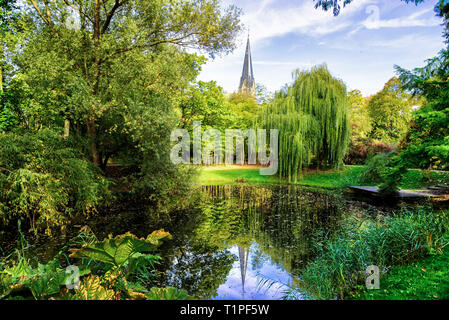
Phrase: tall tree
[
  {"left": 179, "top": 80, "right": 230, "bottom": 131},
  {"left": 1, "top": 0, "right": 17, "bottom": 108},
  {"left": 367, "top": 77, "right": 415, "bottom": 144},
  {"left": 22, "top": 0, "right": 242, "bottom": 165},
  {"left": 227, "top": 92, "right": 259, "bottom": 130},
  {"left": 348, "top": 89, "right": 371, "bottom": 141},
  {"left": 12, "top": 0, "right": 242, "bottom": 210},
  {"left": 0, "top": 0, "right": 32, "bottom": 131},
  {"left": 258, "top": 65, "right": 350, "bottom": 181},
  {"left": 395, "top": 3, "right": 449, "bottom": 169}
]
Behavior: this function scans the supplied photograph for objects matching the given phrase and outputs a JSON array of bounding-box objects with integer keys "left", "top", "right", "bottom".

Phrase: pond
[
  {"left": 20, "top": 184, "right": 388, "bottom": 300},
  {"left": 153, "top": 185, "right": 374, "bottom": 300}
]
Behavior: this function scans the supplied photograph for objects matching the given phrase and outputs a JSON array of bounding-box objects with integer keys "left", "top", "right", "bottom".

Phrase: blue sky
[{"left": 198, "top": 0, "right": 446, "bottom": 97}]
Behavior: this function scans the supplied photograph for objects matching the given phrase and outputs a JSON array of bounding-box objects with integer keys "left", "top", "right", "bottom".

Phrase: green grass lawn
[
  {"left": 197, "top": 165, "right": 364, "bottom": 188},
  {"left": 400, "top": 169, "right": 449, "bottom": 190},
  {"left": 197, "top": 165, "right": 449, "bottom": 190},
  {"left": 352, "top": 249, "right": 449, "bottom": 300},
  {"left": 197, "top": 166, "right": 278, "bottom": 186}
]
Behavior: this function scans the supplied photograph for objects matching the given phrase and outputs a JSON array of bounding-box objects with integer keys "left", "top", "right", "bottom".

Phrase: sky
[{"left": 197, "top": 0, "right": 446, "bottom": 97}]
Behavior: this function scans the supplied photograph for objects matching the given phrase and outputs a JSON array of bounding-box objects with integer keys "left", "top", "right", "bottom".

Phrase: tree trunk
[
  {"left": 86, "top": 118, "right": 100, "bottom": 165},
  {"left": 100, "top": 153, "right": 111, "bottom": 171},
  {"left": 0, "top": 63, "right": 4, "bottom": 109},
  {"left": 87, "top": 0, "right": 102, "bottom": 166},
  {"left": 64, "top": 119, "right": 70, "bottom": 139}
]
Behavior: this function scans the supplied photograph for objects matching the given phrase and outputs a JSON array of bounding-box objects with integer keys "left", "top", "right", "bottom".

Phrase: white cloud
[
  {"left": 240, "top": 0, "right": 374, "bottom": 45},
  {"left": 353, "top": 6, "right": 442, "bottom": 34},
  {"left": 253, "top": 60, "right": 313, "bottom": 67},
  {"left": 199, "top": 0, "right": 445, "bottom": 95},
  {"left": 200, "top": 0, "right": 376, "bottom": 93},
  {"left": 370, "top": 33, "right": 444, "bottom": 49}
]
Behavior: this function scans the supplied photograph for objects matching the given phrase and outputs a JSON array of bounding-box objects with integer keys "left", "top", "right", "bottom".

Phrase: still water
[
  {"left": 25, "top": 185, "right": 372, "bottom": 300},
  {"left": 155, "top": 185, "right": 361, "bottom": 300}
]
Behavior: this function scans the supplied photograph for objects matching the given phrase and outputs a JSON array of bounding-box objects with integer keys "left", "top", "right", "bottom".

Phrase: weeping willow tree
[{"left": 257, "top": 65, "right": 350, "bottom": 181}]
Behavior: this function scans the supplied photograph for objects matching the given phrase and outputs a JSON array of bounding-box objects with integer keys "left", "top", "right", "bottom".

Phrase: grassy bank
[
  {"left": 197, "top": 165, "right": 449, "bottom": 190},
  {"left": 197, "top": 166, "right": 363, "bottom": 188},
  {"left": 352, "top": 248, "right": 449, "bottom": 300},
  {"left": 282, "top": 207, "right": 449, "bottom": 300}
]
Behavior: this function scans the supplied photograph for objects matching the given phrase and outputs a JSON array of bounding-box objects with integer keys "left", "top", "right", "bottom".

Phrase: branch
[
  {"left": 100, "top": 32, "right": 199, "bottom": 64},
  {"left": 0, "top": 167, "right": 13, "bottom": 174},
  {"left": 29, "top": 0, "right": 52, "bottom": 26},
  {"left": 62, "top": 0, "right": 94, "bottom": 24},
  {"left": 101, "top": 0, "right": 127, "bottom": 34}
]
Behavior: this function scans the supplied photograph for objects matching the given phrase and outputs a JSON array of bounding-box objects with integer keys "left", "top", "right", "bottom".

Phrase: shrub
[
  {"left": 0, "top": 129, "right": 111, "bottom": 233},
  {"left": 0, "top": 108, "right": 19, "bottom": 132},
  {"left": 345, "top": 138, "right": 394, "bottom": 165},
  {"left": 378, "top": 156, "right": 408, "bottom": 195},
  {"left": 360, "top": 153, "right": 392, "bottom": 184}
]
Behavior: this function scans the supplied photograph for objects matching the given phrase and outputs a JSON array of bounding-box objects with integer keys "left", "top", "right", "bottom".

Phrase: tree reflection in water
[{"left": 157, "top": 185, "right": 348, "bottom": 300}]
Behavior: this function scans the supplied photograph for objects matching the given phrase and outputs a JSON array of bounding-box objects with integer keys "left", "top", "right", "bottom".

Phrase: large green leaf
[
  {"left": 61, "top": 276, "right": 117, "bottom": 300},
  {"left": 69, "top": 231, "right": 171, "bottom": 267}
]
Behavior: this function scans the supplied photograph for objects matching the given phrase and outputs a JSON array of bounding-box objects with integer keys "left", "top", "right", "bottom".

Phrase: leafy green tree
[
  {"left": 367, "top": 77, "right": 414, "bottom": 144},
  {"left": 11, "top": 0, "right": 242, "bottom": 211},
  {"left": 179, "top": 80, "right": 230, "bottom": 131},
  {"left": 227, "top": 92, "right": 259, "bottom": 130},
  {"left": 345, "top": 90, "right": 383, "bottom": 165},
  {"left": 0, "top": 0, "right": 17, "bottom": 104},
  {"left": 396, "top": 57, "right": 449, "bottom": 169},
  {"left": 258, "top": 65, "right": 351, "bottom": 181},
  {"left": 21, "top": 0, "right": 242, "bottom": 165},
  {"left": 391, "top": 3, "right": 449, "bottom": 170},
  {"left": 399, "top": 103, "right": 449, "bottom": 170},
  {"left": 348, "top": 89, "right": 371, "bottom": 141},
  {"left": 1, "top": 0, "right": 32, "bottom": 129}
]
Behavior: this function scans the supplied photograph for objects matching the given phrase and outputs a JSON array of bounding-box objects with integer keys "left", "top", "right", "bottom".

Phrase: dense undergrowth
[
  {"left": 0, "top": 129, "right": 112, "bottom": 233},
  {"left": 0, "top": 222, "right": 190, "bottom": 300}
]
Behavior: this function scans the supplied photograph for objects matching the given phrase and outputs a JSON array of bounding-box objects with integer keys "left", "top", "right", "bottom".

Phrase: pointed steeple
[
  {"left": 238, "top": 246, "right": 249, "bottom": 299},
  {"left": 238, "top": 36, "right": 256, "bottom": 95}
]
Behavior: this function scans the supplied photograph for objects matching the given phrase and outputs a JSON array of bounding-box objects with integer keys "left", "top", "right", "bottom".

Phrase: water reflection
[
  {"left": 158, "top": 185, "right": 347, "bottom": 300},
  {"left": 214, "top": 244, "right": 294, "bottom": 300}
]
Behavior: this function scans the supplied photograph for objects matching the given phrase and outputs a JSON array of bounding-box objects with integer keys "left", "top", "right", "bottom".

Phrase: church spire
[
  {"left": 238, "top": 246, "right": 249, "bottom": 299},
  {"left": 238, "top": 36, "right": 256, "bottom": 95}
]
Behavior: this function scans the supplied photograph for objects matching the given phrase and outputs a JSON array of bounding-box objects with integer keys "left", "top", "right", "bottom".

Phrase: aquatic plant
[
  {"left": 283, "top": 207, "right": 449, "bottom": 300},
  {"left": 146, "top": 287, "right": 190, "bottom": 300}
]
